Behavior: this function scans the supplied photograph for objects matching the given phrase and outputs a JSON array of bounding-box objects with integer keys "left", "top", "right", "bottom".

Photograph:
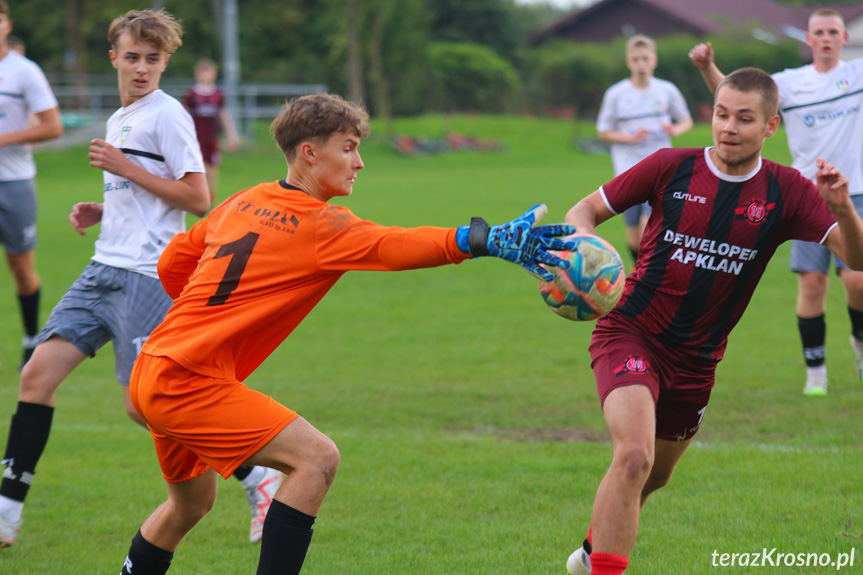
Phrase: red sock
[
  {"left": 589, "top": 552, "right": 629, "bottom": 575},
  {"left": 586, "top": 524, "right": 592, "bottom": 546}
]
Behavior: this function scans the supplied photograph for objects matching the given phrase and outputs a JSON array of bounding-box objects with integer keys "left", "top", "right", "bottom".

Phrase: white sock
[
  {"left": 240, "top": 466, "right": 266, "bottom": 491},
  {"left": 0, "top": 495, "right": 23, "bottom": 523},
  {"left": 806, "top": 365, "right": 827, "bottom": 378}
]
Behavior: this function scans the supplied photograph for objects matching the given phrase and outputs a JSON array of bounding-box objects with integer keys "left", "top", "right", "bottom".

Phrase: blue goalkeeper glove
[{"left": 456, "top": 204, "right": 577, "bottom": 281}]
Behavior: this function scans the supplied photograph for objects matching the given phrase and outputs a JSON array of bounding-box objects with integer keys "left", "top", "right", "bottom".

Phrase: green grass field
[{"left": 0, "top": 116, "right": 861, "bottom": 574}]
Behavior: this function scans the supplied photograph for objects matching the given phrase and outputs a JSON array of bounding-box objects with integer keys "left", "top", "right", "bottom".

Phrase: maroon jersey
[
  {"left": 599, "top": 147, "right": 837, "bottom": 362},
  {"left": 183, "top": 86, "right": 224, "bottom": 149}
]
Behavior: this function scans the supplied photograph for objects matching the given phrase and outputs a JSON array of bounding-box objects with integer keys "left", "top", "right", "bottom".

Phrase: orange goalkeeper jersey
[{"left": 143, "top": 180, "right": 470, "bottom": 380}]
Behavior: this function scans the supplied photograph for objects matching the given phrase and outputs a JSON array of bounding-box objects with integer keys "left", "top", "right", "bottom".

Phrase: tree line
[{"left": 8, "top": 0, "right": 848, "bottom": 120}]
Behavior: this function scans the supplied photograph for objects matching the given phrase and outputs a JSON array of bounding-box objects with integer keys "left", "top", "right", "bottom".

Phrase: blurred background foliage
[{"left": 7, "top": 0, "right": 852, "bottom": 119}]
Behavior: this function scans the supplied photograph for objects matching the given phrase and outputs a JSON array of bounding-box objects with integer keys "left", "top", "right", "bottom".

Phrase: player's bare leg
[
  {"left": 0, "top": 337, "right": 88, "bottom": 547},
  {"left": 797, "top": 271, "right": 829, "bottom": 395},
  {"left": 141, "top": 470, "right": 219, "bottom": 551},
  {"left": 839, "top": 268, "right": 863, "bottom": 380},
  {"left": 5, "top": 251, "right": 41, "bottom": 371},
  {"left": 119, "top": 470, "right": 219, "bottom": 573},
  {"left": 122, "top": 386, "right": 148, "bottom": 427},
  {"left": 589, "top": 385, "right": 656, "bottom": 573},
  {"left": 18, "top": 337, "right": 88, "bottom": 407},
  {"left": 641, "top": 437, "right": 691, "bottom": 506},
  {"left": 244, "top": 416, "right": 340, "bottom": 575}
]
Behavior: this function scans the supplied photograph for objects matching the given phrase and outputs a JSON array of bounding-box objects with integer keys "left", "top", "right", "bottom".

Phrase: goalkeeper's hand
[{"left": 456, "top": 204, "right": 577, "bottom": 281}]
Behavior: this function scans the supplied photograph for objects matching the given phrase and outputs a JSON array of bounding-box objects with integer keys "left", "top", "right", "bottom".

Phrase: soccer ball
[{"left": 538, "top": 233, "right": 626, "bottom": 321}]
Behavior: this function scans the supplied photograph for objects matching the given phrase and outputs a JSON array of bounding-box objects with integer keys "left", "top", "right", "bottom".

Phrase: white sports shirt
[
  {"left": 0, "top": 51, "right": 59, "bottom": 181},
  {"left": 596, "top": 77, "right": 691, "bottom": 175},
  {"left": 773, "top": 59, "right": 863, "bottom": 195},
  {"left": 92, "top": 89, "right": 204, "bottom": 278}
]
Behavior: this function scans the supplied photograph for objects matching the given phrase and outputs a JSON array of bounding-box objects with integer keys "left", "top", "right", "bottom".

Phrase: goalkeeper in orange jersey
[{"left": 116, "top": 92, "right": 576, "bottom": 575}]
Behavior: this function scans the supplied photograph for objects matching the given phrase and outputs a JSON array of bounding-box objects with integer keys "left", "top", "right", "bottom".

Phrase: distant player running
[
  {"left": 183, "top": 58, "right": 240, "bottom": 203},
  {"left": 596, "top": 34, "right": 692, "bottom": 263},
  {"left": 0, "top": 0, "right": 63, "bottom": 371},
  {"left": 115, "top": 92, "right": 576, "bottom": 575}
]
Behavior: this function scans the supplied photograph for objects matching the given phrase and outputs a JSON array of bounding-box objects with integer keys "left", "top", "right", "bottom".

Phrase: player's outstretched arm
[
  {"left": 455, "top": 204, "right": 577, "bottom": 281},
  {"left": 565, "top": 190, "right": 616, "bottom": 235}
]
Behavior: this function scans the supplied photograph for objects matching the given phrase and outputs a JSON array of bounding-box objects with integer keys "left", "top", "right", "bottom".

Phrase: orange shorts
[{"left": 130, "top": 352, "right": 299, "bottom": 482}]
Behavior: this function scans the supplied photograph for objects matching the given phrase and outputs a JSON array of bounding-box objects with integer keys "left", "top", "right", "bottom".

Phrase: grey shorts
[
  {"left": 38, "top": 261, "right": 173, "bottom": 385},
  {"left": 623, "top": 201, "right": 651, "bottom": 228},
  {"left": 0, "top": 179, "right": 37, "bottom": 254},
  {"left": 790, "top": 194, "right": 863, "bottom": 275}
]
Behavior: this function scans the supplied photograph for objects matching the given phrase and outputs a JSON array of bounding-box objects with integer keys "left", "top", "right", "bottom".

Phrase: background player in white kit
[
  {"left": 0, "top": 9, "right": 277, "bottom": 550},
  {"left": 596, "top": 34, "right": 692, "bottom": 263},
  {"left": 0, "top": 0, "right": 63, "bottom": 371},
  {"left": 690, "top": 8, "right": 863, "bottom": 396}
]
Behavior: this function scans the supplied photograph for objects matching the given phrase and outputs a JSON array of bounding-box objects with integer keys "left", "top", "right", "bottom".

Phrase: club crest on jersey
[
  {"left": 836, "top": 79, "right": 850, "bottom": 92},
  {"left": 613, "top": 354, "right": 649, "bottom": 377},
  {"left": 120, "top": 126, "right": 132, "bottom": 145},
  {"left": 734, "top": 199, "right": 775, "bottom": 225}
]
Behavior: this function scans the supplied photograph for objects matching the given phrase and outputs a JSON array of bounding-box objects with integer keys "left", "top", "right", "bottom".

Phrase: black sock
[
  {"left": 17, "top": 289, "right": 40, "bottom": 339},
  {"left": 798, "top": 314, "right": 826, "bottom": 367},
  {"left": 233, "top": 465, "right": 252, "bottom": 482},
  {"left": 628, "top": 247, "right": 638, "bottom": 264},
  {"left": 583, "top": 537, "right": 592, "bottom": 555},
  {"left": 849, "top": 307, "right": 863, "bottom": 341},
  {"left": 120, "top": 530, "right": 174, "bottom": 575},
  {"left": 0, "top": 402, "right": 54, "bottom": 502},
  {"left": 257, "top": 500, "right": 316, "bottom": 575}
]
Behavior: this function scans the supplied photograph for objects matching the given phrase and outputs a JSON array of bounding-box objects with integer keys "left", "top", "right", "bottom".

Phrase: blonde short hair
[
  {"left": 626, "top": 35, "right": 656, "bottom": 54},
  {"left": 108, "top": 9, "right": 183, "bottom": 53}
]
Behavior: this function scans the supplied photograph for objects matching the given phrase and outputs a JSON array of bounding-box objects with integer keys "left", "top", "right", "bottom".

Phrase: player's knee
[
  {"left": 314, "top": 438, "right": 340, "bottom": 488},
  {"left": 798, "top": 273, "right": 828, "bottom": 298},
  {"left": 644, "top": 468, "right": 674, "bottom": 493},
  {"left": 19, "top": 360, "right": 52, "bottom": 402},
  {"left": 176, "top": 496, "right": 216, "bottom": 526},
  {"left": 614, "top": 444, "right": 653, "bottom": 483}
]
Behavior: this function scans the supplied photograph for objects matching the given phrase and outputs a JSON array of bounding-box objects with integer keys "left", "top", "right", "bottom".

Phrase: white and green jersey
[
  {"left": 92, "top": 89, "right": 204, "bottom": 278},
  {"left": 773, "top": 59, "right": 863, "bottom": 195},
  {"left": 596, "top": 77, "right": 691, "bottom": 175},
  {"left": 0, "top": 51, "right": 58, "bottom": 181}
]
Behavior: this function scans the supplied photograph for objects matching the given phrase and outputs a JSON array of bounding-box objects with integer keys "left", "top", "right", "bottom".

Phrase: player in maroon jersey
[
  {"left": 183, "top": 58, "right": 240, "bottom": 203},
  {"left": 562, "top": 68, "right": 863, "bottom": 575}
]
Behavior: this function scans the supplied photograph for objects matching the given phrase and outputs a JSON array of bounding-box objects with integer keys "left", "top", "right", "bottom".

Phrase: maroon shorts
[
  {"left": 589, "top": 312, "right": 716, "bottom": 441},
  {"left": 199, "top": 140, "right": 221, "bottom": 166}
]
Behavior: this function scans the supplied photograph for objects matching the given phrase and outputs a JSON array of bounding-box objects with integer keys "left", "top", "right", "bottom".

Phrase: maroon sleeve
[
  {"left": 602, "top": 148, "right": 695, "bottom": 214},
  {"left": 781, "top": 168, "right": 837, "bottom": 244}
]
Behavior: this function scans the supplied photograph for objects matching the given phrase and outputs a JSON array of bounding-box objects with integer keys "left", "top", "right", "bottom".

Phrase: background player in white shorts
[
  {"left": 690, "top": 8, "right": 863, "bottom": 396},
  {"left": 0, "top": 9, "right": 277, "bottom": 550},
  {"left": 596, "top": 34, "right": 692, "bottom": 263},
  {"left": 0, "top": 0, "right": 63, "bottom": 371}
]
